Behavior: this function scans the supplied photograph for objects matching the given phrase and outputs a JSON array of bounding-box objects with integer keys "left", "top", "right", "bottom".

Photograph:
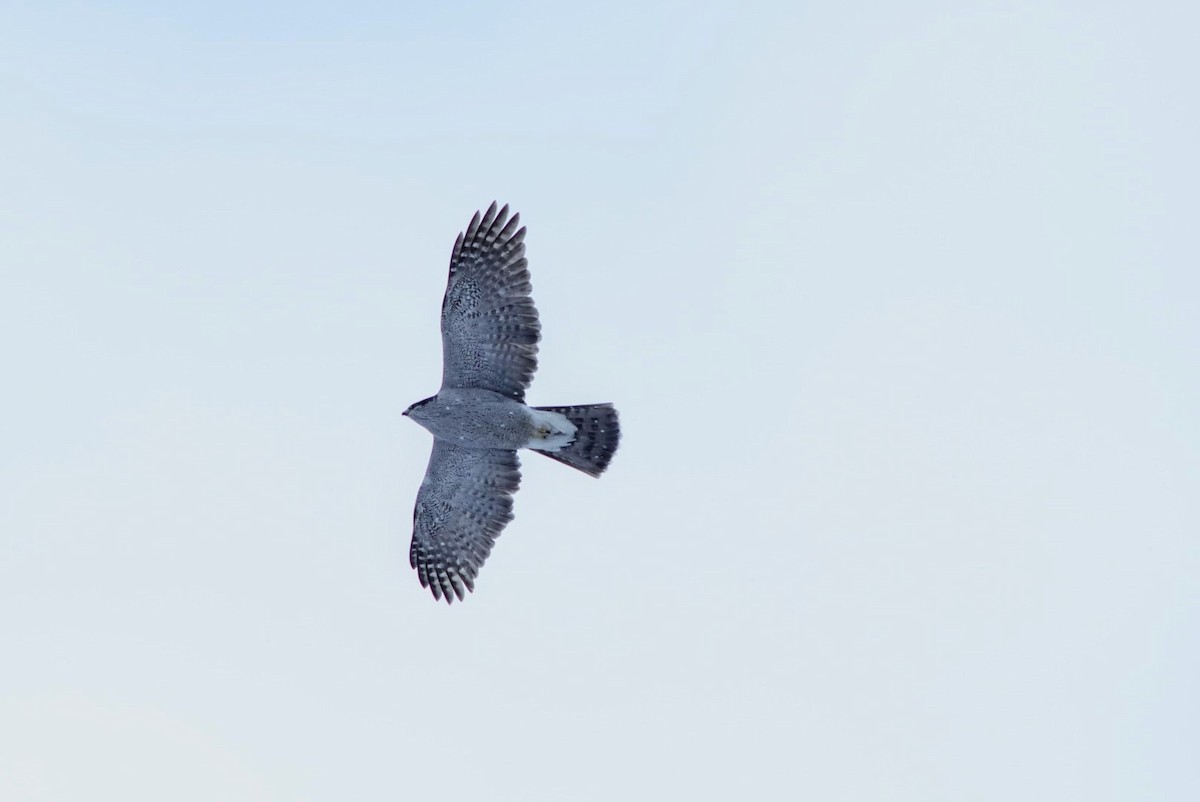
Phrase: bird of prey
[{"left": 403, "top": 203, "right": 620, "bottom": 603}]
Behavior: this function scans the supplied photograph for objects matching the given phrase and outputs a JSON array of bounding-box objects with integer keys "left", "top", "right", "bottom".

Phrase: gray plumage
[
  {"left": 440, "top": 203, "right": 539, "bottom": 400},
  {"left": 404, "top": 203, "right": 620, "bottom": 604}
]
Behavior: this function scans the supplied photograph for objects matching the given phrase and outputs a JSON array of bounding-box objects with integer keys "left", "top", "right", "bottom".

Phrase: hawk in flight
[{"left": 403, "top": 203, "right": 620, "bottom": 603}]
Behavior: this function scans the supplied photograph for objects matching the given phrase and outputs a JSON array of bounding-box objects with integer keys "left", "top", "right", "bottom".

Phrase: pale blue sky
[{"left": 2, "top": 2, "right": 1197, "bottom": 800}]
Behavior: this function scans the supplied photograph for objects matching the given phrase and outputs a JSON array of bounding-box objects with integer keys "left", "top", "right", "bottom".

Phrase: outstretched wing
[
  {"left": 409, "top": 441, "right": 522, "bottom": 603},
  {"left": 440, "top": 202, "right": 540, "bottom": 400}
]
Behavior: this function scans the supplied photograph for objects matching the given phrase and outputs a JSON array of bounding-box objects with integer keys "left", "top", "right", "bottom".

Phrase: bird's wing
[
  {"left": 439, "top": 202, "right": 540, "bottom": 400},
  {"left": 409, "top": 440, "right": 522, "bottom": 603}
]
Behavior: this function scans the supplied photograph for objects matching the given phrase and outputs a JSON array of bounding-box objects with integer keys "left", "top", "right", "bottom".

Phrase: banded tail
[{"left": 532, "top": 403, "right": 620, "bottom": 477}]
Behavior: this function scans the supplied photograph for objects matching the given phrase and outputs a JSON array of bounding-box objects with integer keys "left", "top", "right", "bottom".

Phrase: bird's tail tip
[{"left": 531, "top": 403, "right": 620, "bottom": 477}]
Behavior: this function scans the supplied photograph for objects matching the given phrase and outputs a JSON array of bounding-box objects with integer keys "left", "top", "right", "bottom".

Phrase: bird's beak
[{"left": 402, "top": 409, "right": 409, "bottom": 416}]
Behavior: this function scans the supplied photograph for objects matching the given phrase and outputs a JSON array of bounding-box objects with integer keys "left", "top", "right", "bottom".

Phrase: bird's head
[{"left": 403, "top": 396, "right": 437, "bottom": 420}]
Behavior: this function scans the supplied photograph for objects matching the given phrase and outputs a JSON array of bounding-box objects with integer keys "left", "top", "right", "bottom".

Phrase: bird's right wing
[
  {"left": 409, "top": 440, "right": 522, "bottom": 603},
  {"left": 439, "top": 203, "right": 541, "bottom": 401}
]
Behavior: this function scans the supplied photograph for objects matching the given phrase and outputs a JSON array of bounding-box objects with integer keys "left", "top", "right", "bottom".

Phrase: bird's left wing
[
  {"left": 440, "top": 202, "right": 540, "bottom": 400},
  {"left": 409, "top": 440, "right": 522, "bottom": 603}
]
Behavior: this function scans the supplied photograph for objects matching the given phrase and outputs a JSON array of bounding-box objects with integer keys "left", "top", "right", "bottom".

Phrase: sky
[{"left": 1, "top": 1, "right": 1197, "bottom": 799}]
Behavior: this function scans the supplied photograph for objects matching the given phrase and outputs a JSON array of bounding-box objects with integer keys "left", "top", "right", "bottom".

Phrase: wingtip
[
  {"left": 463, "top": 209, "right": 483, "bottom": 241},
  {"left": 479, "top": 201, "right": 501, "bottom": 232}
]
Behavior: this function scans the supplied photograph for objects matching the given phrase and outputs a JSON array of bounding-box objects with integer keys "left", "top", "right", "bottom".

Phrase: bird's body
[
  {"left": 403, "top": 203, "right": 620, "bottom": 603},
  {"left": 405, "top": 387, "right": 575, "bottom": 452}
]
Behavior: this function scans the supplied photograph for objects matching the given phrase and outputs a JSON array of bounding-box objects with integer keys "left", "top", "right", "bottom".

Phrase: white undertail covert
[{"left": 525, "top": 408, "right": 577, "bottom": 452}]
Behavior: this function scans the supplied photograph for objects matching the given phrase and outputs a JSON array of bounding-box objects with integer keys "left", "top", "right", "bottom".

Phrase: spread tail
[{"left": 532, "top": 403, "right": 620, "bottom": 477}]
